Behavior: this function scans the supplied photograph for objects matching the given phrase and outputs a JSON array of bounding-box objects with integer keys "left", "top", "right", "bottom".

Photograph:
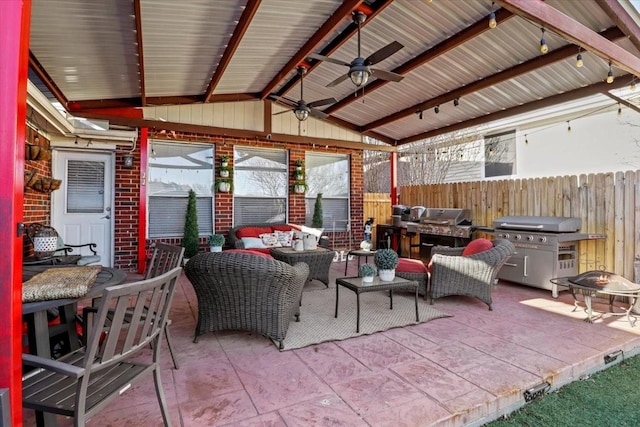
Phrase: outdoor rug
[{"left": 278, "top": 285, "right": 452, "bottom": 351}]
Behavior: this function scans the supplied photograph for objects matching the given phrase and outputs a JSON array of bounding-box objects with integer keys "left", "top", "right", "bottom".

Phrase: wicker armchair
[
  {"left": 428, "top": 238, "right": 515, "bottom": 310},
  {"left": 184, "top": 251, "right": 309, "bottom": 349}
]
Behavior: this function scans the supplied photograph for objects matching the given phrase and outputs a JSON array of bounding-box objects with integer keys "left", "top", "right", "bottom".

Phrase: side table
[
  {"left": 344, "top": 249, "right": 377, "bottom": 276},
  {"left": 335, "top": 276, "right": 419, "bottom": 332},
  {"left": 270, "top": 247, "right": 336, "bottom": 287}
]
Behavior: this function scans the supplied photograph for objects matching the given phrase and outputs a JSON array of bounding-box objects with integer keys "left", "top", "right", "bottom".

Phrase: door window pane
[{"left": 67, "top": 160, "right": 105, "bottom": 213}]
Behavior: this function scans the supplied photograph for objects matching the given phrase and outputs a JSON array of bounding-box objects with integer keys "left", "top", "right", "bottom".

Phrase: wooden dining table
[{"left": 22, "top": 265, "right": 127, "bottom": 358}]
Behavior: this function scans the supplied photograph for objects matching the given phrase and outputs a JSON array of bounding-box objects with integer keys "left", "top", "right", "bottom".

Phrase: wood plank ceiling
[{"left": 28, "top": 0, "right": 640, "bottom": 146}]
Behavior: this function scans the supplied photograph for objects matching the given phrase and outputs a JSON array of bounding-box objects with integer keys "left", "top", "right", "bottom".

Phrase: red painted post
[
  {"left": 390, "top": 151, "right": 398, "bottom": 205},
  {"left": 138, "top": 128, "right": 148, "bottom": 274},
  {"left": 0, "top": 0, "right": 31, "bottom": 425}
]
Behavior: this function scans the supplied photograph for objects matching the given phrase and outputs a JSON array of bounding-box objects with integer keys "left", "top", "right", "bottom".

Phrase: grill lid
[
  {"left": 493, "top": 216, "right": 581, "bottom": 233},
  {"left": 421, "top": 208, "right": 471, "bottom": 225}
]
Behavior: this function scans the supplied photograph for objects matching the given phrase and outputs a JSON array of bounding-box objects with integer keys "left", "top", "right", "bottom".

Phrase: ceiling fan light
[
  {"left": 294, "top": 108, "right": 309, "bottom": 121},
  {"left": 349, "top": 69, "right": 370, "bottom": 87}
]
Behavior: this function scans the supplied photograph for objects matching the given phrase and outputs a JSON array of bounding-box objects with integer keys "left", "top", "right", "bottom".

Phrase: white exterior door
[{"left": 51, "top": 150, "right": 113, "bottom": 266}]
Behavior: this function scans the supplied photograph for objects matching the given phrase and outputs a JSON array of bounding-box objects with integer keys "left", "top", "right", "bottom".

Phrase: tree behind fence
[{"left": 365, "top": 171, "right": 640, "bottom": 280}]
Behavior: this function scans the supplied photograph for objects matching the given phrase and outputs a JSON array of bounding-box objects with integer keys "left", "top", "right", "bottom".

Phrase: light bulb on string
[
  {"left": 618, "top": 103, "right": 622, "bottom": 116},
  {"left": 567, "top": 121, "right": 571, "bottom": 132},
  {"left": 606, "top": 61, "right": 614, "bottom": 84},
  {"left": 576, "top": 48, "right": 583, "bottom": 67},
  {"left": 631, "top": 79, "right": 637, "bottom": 91},
  {"left": 488, "top": 2, "right": 497, "bottom": 29},
  {"left": 539, "top": 28, "right": 548, "bottom": 54},
  {"left": 434, "top": 105, "right": 440, "bottom": 114}
]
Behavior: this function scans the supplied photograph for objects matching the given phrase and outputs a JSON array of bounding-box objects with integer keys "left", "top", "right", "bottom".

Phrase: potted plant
[
  {"left": 312, "top": 193, "right": 323, "bottom": 228},
  {"left": 208, "top": 234, "right": 225, "bottom": 252},
  {"left": 215, "top": 178, "right": 233, "bottom": 193},
  {"left": 219, "top": 165, "right": 232, "bottom": 178},
  {"left": 294, "top": 159, "right": 304, "bottom": 170},
  {"left": 183, "top": 189, "right": 200, "bottom": 258},
  {"left": 220, "top": 155, "right": 231, "bottom": 167},
  {"left": 359, "top": 263, "right": 377, "bottom": 283},
  {"left": 374, "top": 248, "right": 398, "bottom": 281},
  {"left": 291, "top": 180, "right": 307, "bottom": 194},
  {"left": 293, "top": 169, "right": 304, "bottom": 180}
]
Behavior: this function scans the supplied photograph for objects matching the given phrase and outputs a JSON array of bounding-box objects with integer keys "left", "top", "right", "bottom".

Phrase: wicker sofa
[
  {"left": 184, "top": 251, "right": 309, "bottom": 350},
  {"left": 428, "top": 238, "right": 515, "bottom": 310}
]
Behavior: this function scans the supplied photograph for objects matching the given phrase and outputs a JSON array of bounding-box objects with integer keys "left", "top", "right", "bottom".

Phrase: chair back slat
[
  {"left": 145, "top": 243, "right": 185, "bottom": 279},
  {"left": 83, "top": 267, "right": 182, "bottom": 370}
]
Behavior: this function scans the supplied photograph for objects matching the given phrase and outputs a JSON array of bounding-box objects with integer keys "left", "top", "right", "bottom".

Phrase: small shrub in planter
[
  {"left": 374, "top": 248, "right": 399, "bottom": 270},
  {"left": 208, "top": 234, "right": 225, "bottom": 252},
  {"left": 359, "top": 263, "right": 377, "bottom": 282}
]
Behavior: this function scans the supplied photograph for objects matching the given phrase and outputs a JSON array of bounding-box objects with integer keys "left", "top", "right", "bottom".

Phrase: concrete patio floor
[{"left": 24, "top": 255, "right": 640, "bottom": 426}]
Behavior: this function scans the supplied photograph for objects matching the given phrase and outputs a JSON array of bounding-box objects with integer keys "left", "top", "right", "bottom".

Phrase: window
[
  {"left": 484, "top": 130, "right": 516, "bottom": 177},
  {"left": 148, "top": 141, "right": 213, "bottom": 238},
  {"left": 233, "top": 146, "right": 287, "bottom": 225},
  {"left": 305, "top": 153, "right": 350, "bottom": 231}
]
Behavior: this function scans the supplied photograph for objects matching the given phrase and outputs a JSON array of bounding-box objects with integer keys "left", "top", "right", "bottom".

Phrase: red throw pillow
[
  {"left": 397, "top": 258, "right": 427, "bottom": 273},
  {"left": 271, "top": 224, "right": 294, "bottom": 232},
  {"left": 462, "top": 238, "right": 494, "bottom": 256},
  {"left": 225, "top": 248, "right": 273, "bottom": 257},
  {"left": 236, "top": 227, "right": 273, "bottom": 238}
]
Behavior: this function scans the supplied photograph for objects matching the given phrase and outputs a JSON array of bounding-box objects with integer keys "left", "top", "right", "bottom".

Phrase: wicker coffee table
[
  {"left": 270, "top": 247, "right": 335, "bottom": 287},
  {"left": 335, "top": 276, "right": 419, "bottom": 332}
]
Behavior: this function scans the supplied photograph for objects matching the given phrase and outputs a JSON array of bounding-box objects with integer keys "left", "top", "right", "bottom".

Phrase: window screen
[
  {"left": 148, "top": 141, "right": 214, "bottom": 237},
  {"left": 305, "top": 153, "right": 350, "bottom": 231},
  {"left": 233, "top": 146, "right": 287, "bottom": 225}
]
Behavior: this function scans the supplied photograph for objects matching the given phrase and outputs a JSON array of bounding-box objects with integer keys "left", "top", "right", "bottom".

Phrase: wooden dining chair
[
  {"left": 145, "top": 243, "right": 185, "bottom": 369},
  {"left": 22, "top": 266, "right": 182, "bottom": 427}
]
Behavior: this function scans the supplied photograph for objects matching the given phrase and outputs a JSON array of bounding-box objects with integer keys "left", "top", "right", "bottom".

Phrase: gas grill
[
  {"left": 492, "top": 216, "right": 606, "bottom": 297},
  {"left": 406, "top": 208, "right": 474, "bottom": 261}
]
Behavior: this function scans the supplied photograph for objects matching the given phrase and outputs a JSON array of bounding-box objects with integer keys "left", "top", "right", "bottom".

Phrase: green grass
[{"left": 486, "top": 352, "right": 640, "bottom": 426}]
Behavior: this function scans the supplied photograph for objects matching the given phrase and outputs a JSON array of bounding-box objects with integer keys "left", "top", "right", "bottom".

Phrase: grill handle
[
  {"left": 498, "top": 222, "right": 544, "bottom": 230},
  {"left": 523, "top": 255, "right": 528, "bottom": 277}
]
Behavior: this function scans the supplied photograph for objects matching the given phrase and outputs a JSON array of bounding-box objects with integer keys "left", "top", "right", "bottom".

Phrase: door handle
[{"left": 101, "top": 215, "right": 111, "bottom": 219}]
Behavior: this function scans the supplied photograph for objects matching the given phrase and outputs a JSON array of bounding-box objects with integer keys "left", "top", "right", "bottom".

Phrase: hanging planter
[
  {"left": 215, "top": 178, "right": 233, "bottom": 193},
  {"left": 294, "top": 159, "right": 304, "bottom": 171},
  {"left": 291, "top": 181, "right": 307, "bottom": 194},
  {"left": 220, "top": 155, "right": 230, "bottom": 168},
  {"left": 219, "top": 166, "right": 232, "bottom": 178}
]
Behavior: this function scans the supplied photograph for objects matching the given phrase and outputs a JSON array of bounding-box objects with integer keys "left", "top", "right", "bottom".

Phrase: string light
[
  {"left": 525, "top": 135, "right": 529, "bottom": 144},
  {"left": 434, "top": 105, "right": 440, "bottom": 114},
  {"left": 607, "top": 61, "right": 614, "bottom": 84},
  {"left": 418, "top": 110, "right": 423, "bottom": 120},
  {"left": 576, "top": 47, "right": 583, "bottom": 68},
  {"left": 618, "top": 103, "right": 622, "bottom": 116},
  {"left": 488, "top": 2, "right": 497, "bottom": 29},
  {"left": 631, "top": 78, "right": 637, "bottom": 91},
  {"left": 539, "top": 28, "right": 548, "bottom": 54},
  {"left": 453, "top": 98, "right": 460, "bottom": 107},
  {"left": 567, "top": 121, "right": 571, "bottom": 132}
]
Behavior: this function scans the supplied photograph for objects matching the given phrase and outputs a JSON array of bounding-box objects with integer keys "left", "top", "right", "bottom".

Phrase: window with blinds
[
  {"left": 67, "top": 160, "right": 106, "bottom": 213},
  {"left": 233, "top": 146, "right": 287, "bottom": 225},
  {"left": 148, "top": 141, "right": 214, "bottom": 238},
  {"left": 305, "top": 153, "right": 350, "bottom": 231}
]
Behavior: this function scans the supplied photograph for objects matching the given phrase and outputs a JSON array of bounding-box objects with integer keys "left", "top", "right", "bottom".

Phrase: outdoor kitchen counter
[{"left": 375, "top": 224, "right": 418, "bottom": 258}]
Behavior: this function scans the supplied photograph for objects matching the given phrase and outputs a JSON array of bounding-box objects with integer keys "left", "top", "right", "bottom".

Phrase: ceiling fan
[
  {"left": 271, "top": 66, "right": 337, "bottom": 121},
  {"left": 308, "top": 10, "right": 404, "bottom": 88}
]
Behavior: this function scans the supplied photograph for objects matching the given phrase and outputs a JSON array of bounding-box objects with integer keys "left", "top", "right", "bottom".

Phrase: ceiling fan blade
[
  {"left": 273, "top": 109, "right": 292, "bottom": 116},
  {"left": 371, "top": 68, "right": 404, "bottom": 83},
  {"left": 308, "top": 53, "right": 351, "bottom": 67},
  {"left": 326, "top": 74, "right": 350, "bottom": 88},
  {"left": 270, "top": 95, "right": 297, "bottom": 107},
  {"left": 309, "top": 108, "right": 329, "bottom": 119},
  {"left": 308, "top": 97, "right": 337, "bottom": 108},
  {"left": 365, "top": 41, "right": 404, "bottom": 65}
]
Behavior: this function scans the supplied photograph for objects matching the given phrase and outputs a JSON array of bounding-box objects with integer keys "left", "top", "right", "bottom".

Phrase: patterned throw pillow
[
  {"left": 259, "top": 232, "right": 282, "bottom": 247},
  {"left": 274, "top": 230, "right": 293, "bottom": 247}
]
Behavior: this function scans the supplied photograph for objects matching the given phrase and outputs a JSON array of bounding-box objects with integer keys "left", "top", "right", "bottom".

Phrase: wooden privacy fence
[{"left": 364, "top": 170, "right": 640, "bottom": 281}]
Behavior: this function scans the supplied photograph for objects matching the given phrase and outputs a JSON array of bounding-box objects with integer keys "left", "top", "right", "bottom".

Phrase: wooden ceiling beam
[
  {"left": 594, "top": 0, "right": 640, "bottom": 52},
  {"left": 133, "top": 0, "right": 146, "bottom": 106},
  {"left": 398, "top": 76, "right": 631, "bottom": 145},
  {"left": 324, "top": 7, "right": 515, "bottom": 115},
  {"left": 497, "top": 0, "right": 640, "bottom": 77},
  {"left": 259, "top": 0, "right": 364, "bottom": 100},
  {"left": 68, "top": 93, "right": 262, "bottom": 111},
  {"left": 28, "top": 51, "right": 68, "bottom": 107},
  {"left": 275, "top": 0, "right": 394, "bottom": 98},
  {"left": 202, "top": 0, "right": 262, "bottom": 102},
  {"left": 363, "top": 26, "right": 624, "bottom": 131}
]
